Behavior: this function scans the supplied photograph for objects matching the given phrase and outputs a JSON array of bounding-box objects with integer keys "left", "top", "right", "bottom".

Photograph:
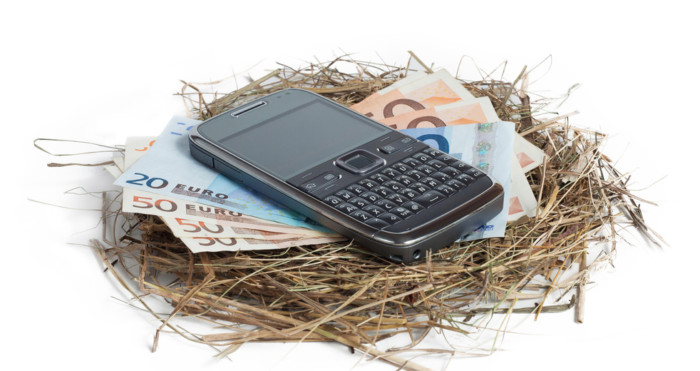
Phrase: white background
[{"left": 3, "top": 1, "right": 698, "bottom": 370}]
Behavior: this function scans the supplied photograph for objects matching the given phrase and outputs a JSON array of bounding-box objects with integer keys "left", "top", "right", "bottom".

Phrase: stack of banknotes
[{"left": 108, "top": 69, "right": 545, "bottom": 253}]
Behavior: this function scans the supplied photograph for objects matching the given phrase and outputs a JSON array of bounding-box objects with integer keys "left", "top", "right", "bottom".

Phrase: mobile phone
[{"left": 189, "top": 88, "right": 504, "bottom": 263}]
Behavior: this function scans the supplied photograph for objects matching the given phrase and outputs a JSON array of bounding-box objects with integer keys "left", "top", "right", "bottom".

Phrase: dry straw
[{"left": 84, "top": 52, "right": 659, "bottom": 370}]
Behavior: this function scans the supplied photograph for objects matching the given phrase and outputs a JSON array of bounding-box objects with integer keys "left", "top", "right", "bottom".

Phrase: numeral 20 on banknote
[{"left": 126, "top": 172, "right": 168, "bottom": 189}]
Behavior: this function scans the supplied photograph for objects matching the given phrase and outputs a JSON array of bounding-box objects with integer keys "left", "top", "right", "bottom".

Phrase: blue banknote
[
  {"left": 401, "top": 122, "right": 513, "bottom": 240},
  {"left": 114, "top": 117, "right": 327, "bottom": 230}
]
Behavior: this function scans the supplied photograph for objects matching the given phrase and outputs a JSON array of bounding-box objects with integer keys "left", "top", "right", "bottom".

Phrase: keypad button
[
  {"left": 440, "top": 166, "right": 460, "bottom": 177},
  {"left": 402, "top": 157, "right": 422, "bottom": 167},
  {"left": 401, "top": 201, "right": 425, "bottom": 213},
  {"left": 375, "top": 199, "right": 399, "bottom": 211},
  {"left": 436, "top": 154, "right": 456, "bottom": 164},
  {"left": 347, "top": 184, "right": 369, "bottom": 195},
  {"left": 378, "top": 144, "right": 399, "bottom": 154},
  {"left": 398, "top": 188, "right": 421, "bottom": 199},
  {"left": 392, "top": 207, "right": 414, "bottom": 219},
  {"left": 398, "top": 136, "right": 415, "bottom": 145},
  {"left": 435, "top": 184, "right": 456, "bottom": 196},
  {"left": 422, "top": 177, "right": 441, "bottom": 188},
  {"left": 426, "top": 159, "right": 447, "bottom": 169},
  {"left": 412, "top": 153, "right": 432, "bottom": 163},
  {"left": 370, "top": 173, "right": 391, "bottom": 184},
  {"left": 335, "top": 190, "right": 354, "bottom": 201},
  {"left": 445, "top": 179, "right": 466, "bottom": 190},
  {"left": 365, "top": 218, "right": 390, "bottom": 229},
  {"left": 377, "top": 212, "right": 402, "bottom": 225},
  {"left": 451, "top": 161, "right": 470, "bottom": 171},
  {"left": 416, "top": 164, "right": 437, "bottom": 175},
  {"left": 299, "top": 172, "right": 341, "bottom": 193},
  {"left": 465, "top": 168, "right": 485, "bottom": 178},
  {"left": 413, "top": 190, "right": 446, "bottom": 207},
  {"left": 360, "top": 191, "right": 382, "bottom": 203},
  {"left": 423, "top": 148, "right": 442, "bottom": 157},
  {"left": 383, "top": 181, "right": 403, "bottom": 192},
  {"left": 405, "top": 170, "right": 428, "bottom": 181},
  {"left": 358, "top": 179, "right": 380, "bottom": 190},
  {"left": 409, "top": 183, "right": 429, "bottom": 194},
  {"left": 373, "top": 186, "right": 393, "bottom": 198},
  {"left": 379, "top": 137, "right": 415, "bottom": 154},
  {"left": 348, "top": 197, "right": 371, "bottom": 208},
  {"left": 455, "top": 173, "right": 475, "bottom": 184},
  {"left": 350, "top": 210, "right": 373, "bottom": 222},
  {"left": 392, "top": 162, "right": 412, "bottom": 173},
  {"left": 395, "top": 175, "right": 414, "bottom": 187},
  {"left": 387, "top": 193, "right": 409, "bottom": 205},
  {"left": 382, "top": 168, "right": 401, "bottom": 178},
  {"left": 363, "top": 205, "right": 385, "bottom": 217},
  {"left": 335, "top": 203, "right": 358, "bottom": 214},
  {"left": 323, "top": 195, "right": 343, "bottom": 206},
  {"left": 430, "top": 172, "right": 451, "bottom": 183},
  {"left": 327, "top": 148, "right": 478, "bottom": 225}
]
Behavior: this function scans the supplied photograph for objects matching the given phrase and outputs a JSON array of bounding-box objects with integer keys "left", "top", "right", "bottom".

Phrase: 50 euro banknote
[
  {"left": 159, "top": 216, "right": 321, "bottom": 239},
  {"left": 179, "top": 234, "right": 346, "bottom": 254},
  {"left": 121, "top": 187, "right": 335, "bottom": 237}
]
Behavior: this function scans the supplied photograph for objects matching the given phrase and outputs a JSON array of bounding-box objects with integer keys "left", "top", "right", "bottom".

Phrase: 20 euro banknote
[{"left": 114, "top": 116, "right": 326, "bottom": 230}]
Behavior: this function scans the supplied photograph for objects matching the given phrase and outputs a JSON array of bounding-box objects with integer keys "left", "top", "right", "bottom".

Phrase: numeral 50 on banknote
[
  {"left": 131, "top": 195, "right": 178, "bottom": 212},
  {"left": 173, "top": 217, "right": 224, "bottom": 233},
  {"left": 191, "top": 237, "right": 237, "bottom": 246}
]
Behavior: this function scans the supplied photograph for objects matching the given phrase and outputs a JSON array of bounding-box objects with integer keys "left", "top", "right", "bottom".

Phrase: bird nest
[{"left": 77, "top": 53, "right": 657, "bottom": 370}]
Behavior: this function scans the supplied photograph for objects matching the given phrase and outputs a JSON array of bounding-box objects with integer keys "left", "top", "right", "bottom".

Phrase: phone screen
[{"left": 218, "top": 99, "right": 390, "bottom": 179}]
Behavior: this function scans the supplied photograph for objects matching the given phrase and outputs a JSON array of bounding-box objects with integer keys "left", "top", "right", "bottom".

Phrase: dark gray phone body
[{"left": 189, "top": 88, "right": 503, "bottom": 263}]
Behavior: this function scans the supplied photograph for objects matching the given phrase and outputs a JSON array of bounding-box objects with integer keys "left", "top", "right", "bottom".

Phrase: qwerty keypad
[{"left": 317, "top": 144, "right": 487, "bottom": 230}]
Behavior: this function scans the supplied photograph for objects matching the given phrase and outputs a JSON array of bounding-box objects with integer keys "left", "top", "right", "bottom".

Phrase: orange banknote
[{"left": 350, "top": 69, "right": 478, "bottom": 120}]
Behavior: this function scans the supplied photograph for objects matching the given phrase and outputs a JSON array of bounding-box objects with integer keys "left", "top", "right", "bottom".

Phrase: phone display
[
  {"left": 214, "top": 100, "right": 390, "bottom": 179},
  {"left": 189, "top": 88, "right": 504, "bottom": 263}
]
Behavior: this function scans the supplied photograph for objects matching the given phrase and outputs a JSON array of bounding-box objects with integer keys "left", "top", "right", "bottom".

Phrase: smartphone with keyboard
[{"left": 189, "top": 88, "right": 503, "bottom": 263}]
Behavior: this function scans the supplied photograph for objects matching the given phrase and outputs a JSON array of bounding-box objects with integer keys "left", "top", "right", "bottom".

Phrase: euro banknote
[
  {"left": 159, "top": 216, "right": 320, "bottom": 239},
  {"left": 114, "top": 117, "right": 325, "bottom": 230},
  {"left": 401, "top": 123, "right": 537, "bottom": 223},
  {"left": 508, "top": 158, "right": 538, "bottom": 221},
  {"left": 350, "top": 69, "right": 479, "bottom": 119},
  {"left": 379, "top": 100, "right": 492, "bottom": 129},
  {"left": 110, "top": 137, "right": 338, "bottom": 245},
  {"left": 180, "top": 234, "right": 346, "bottom": 254},
  {"left": 124, "top": 136, "right": 156, "bottom": 169},
  {"left": 115, "top": 137, "right": 334, "bottom": 237},
  {"left": 379, "top": 101, "right": 544, "bottom": 173},
  {"left": 401, "top": 122, "right": 514, "bottom": 240},
  {"left": 352, "top": 68, "right": 546, "bottom": 173},
  {"left": 113, "top": 172, "right": 341, "bottom": 248},
  {"left": 121, "top": 187, "right": 333, "bottom": 236}
]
